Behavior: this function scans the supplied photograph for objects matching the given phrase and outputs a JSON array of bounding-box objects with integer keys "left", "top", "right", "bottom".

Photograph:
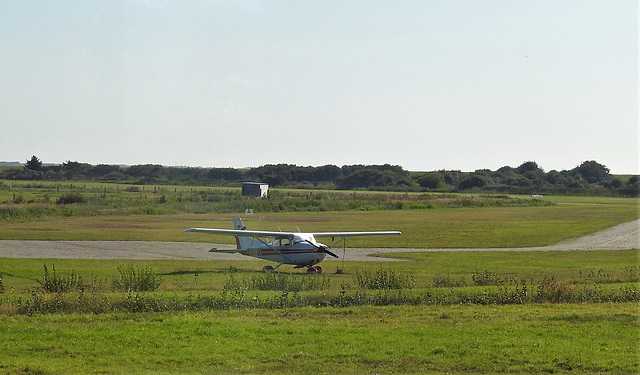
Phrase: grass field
[
  {"left": 0, "top": 182, "right": 638, "bottom": 374},
  {"left": 1, "top": 303, "right": 637, "bottom": 374},
  {"left": 0, "top": 180, "right": 638, "bottom": 248}
]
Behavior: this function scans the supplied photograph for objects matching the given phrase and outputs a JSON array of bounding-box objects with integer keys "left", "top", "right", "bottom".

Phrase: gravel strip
[{"left": 0, "top": 219, "right": 637, "bottom": 261}]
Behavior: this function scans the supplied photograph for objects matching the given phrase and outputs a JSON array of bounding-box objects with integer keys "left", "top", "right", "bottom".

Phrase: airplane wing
[
  {"left": 311, "top": 231, "right": 402, "bottom": 238},
  {"left": 184, "top": 228, "right": 400, "bottom": 238},
  {"left": 183, "top": 228, "right": 293, "bottom": 238}
]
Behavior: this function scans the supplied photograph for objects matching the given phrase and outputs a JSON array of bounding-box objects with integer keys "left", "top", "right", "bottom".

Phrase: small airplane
[{"left": 184, "top": 217, "right": 401, "bottom": 273}]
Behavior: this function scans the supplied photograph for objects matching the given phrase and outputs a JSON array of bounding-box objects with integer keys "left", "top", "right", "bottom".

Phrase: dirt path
[{"left": 0, "top": 220, "right": 637, "bottom": 261}]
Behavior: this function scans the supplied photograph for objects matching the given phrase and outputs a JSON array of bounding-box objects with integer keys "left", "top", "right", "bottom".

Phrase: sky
[{"left": 1, "top": 1, "right": 638, "bottom": 173}]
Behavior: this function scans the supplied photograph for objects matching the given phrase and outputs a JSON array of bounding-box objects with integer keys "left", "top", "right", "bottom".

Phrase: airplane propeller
[
  {"left": 320, "top": 245, "right": 339, "bottom": 258},
  {"left": 304, "top": 240, "right": 339, "bottom": 258}
]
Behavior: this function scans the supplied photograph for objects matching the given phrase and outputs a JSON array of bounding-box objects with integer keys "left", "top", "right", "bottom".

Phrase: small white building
[{"left": 242, "top": 182, "right": 269, "bottom": 197}]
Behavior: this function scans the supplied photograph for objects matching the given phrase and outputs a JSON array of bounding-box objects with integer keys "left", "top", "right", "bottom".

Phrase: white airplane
[{"left": 184, "top": 217, "right": 401, "bottom": 273}]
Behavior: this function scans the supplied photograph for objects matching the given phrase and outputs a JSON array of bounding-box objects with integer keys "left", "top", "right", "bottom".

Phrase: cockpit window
[{"left": 273, "top": 238, "right": 291, "bottom": 247}]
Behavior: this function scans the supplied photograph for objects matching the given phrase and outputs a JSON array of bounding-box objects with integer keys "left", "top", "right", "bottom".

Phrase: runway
[{"left": 0, "top": 219, "right": 637, "bottom": 261}]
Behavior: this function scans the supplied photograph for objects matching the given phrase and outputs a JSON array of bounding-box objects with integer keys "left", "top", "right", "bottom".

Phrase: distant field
[
  {"left": 1, "top": 205, "right": 638, "bottom": 248},
  {"left": 0, "top": 180, "right": 638, "bottom": 248}
]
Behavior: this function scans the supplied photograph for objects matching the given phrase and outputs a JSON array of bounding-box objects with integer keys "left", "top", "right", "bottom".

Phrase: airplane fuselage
[
  {"left": 242, "top": 244, "right": 327, "bottom": 267},
  {"left": 238, "top": 234, "right": 329, "bottom": 267}
]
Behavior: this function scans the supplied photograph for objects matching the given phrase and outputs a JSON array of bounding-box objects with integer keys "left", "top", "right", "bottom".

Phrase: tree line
[{"left": 2, "top": 156, "right": 638, "bottom": 197}]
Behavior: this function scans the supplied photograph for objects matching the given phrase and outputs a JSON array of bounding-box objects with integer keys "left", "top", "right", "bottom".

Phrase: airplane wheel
[
  {"left": 262, "top": 266, "right": 274, "bottom": 273},
  {"left": 306, "top": 266, "right": 322, "bottom": 274}
]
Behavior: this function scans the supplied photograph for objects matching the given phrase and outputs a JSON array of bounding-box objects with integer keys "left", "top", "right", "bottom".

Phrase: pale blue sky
[{"left": 1, "top": 1, "right": 637, "bottom": 173}]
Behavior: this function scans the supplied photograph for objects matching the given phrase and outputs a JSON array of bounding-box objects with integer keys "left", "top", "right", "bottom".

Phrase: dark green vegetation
[
  {"left": 0, "top": 251, "right": 638, "bottom": 374},
  {"left": 4, "top": 156, "right": 638, "bottom": 196}
]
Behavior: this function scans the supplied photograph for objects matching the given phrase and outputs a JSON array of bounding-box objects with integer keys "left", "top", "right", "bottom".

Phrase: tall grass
[
  {"left": 0, "top": 204, "right": 56, "bottom": 220},
  {"left": 37, "top": 264, "right": 100, "bottom": 293},
  {"left": 5, "top": 264, "right": 637, "bottom": 315},
  {"left": 355, "top": 269, "right": 416, "bottom": 290},
  {"left": 112, "top": 265, "right": 163, "bottom": 292},
  {"left": 0, "top": 181, "right": 561, "bottom": 221},
  {"left": 12, "top": 282, "right": 637, "bottom": 315},
  {"left": 224, "top": 272, "right": 331, "bottom": 292}
]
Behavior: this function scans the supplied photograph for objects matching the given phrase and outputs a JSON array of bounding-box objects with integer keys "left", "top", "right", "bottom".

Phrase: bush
[
  {"left": 113, "top": 265, "right": 162, "bottom": 292},
  {"left": 537, "top": 278, "right": 575, "bottom": 303},
  {"left": 355, "top": 269, "right": 416, "bottom": 290},
  {"left": 432, "top": 274, "right": 466, "bottom": 287},
  {"left": 224, "top": 272, "right": 331, "bottom": 292},
  {"left": 38, "top": 264, "right": 87, "bottom": 293},
  {"left": 471, "top": 270, "right": 516, "bottom": 286},
  {"left": 56, "top": 193, "right": 86, "bottom": 205}
]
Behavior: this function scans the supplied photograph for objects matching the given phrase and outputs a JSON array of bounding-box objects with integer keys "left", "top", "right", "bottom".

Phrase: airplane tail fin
[
  {"left": 232, "top": 217, "right": 262, "bottom": 250},
  {"left": 233, "top": 217, "right": 246, "bottom": 231}
]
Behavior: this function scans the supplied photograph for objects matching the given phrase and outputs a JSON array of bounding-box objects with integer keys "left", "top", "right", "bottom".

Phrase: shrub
[
  {"left": 56, "top": 193, "right": 86, "bottom": 205},
  {"left": 355, "top": 269, "right": 416, "bottom": 290},
  {"left": 623, "top": 266, "right": 639, "bottom": 282},
  {"left": 38, "top": 264, "right": 86, "bottom": 293},
  {"left": 224, "top": 272, "right": 331, "bottom": 292},
  {"left": 432, "top": 274, "right": 466, "bottom": 287},
  {"left": 537, "top": 277, "right": 575, "bottom": 303},
  {"left": 472, "top": 271, "right": 502, "bottom": 286},
  {"left": 113, "top": 265, "right": 162, "bottom": 292},
  {"left": 0, "top": 207, "right": 21, "bottom": 219}
]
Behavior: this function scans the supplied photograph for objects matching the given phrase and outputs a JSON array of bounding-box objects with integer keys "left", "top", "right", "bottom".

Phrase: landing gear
[
  {"left": 263, "top": 263, "right": 285, "bottom": 273},
  {"left": 306, "top": 266, "right": 322, "bottom": 274}
]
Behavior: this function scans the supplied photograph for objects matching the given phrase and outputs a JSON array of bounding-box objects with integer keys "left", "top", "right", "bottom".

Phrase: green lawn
[{"left": 0, "top": 303, "right": 637, "bottom": 374}]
